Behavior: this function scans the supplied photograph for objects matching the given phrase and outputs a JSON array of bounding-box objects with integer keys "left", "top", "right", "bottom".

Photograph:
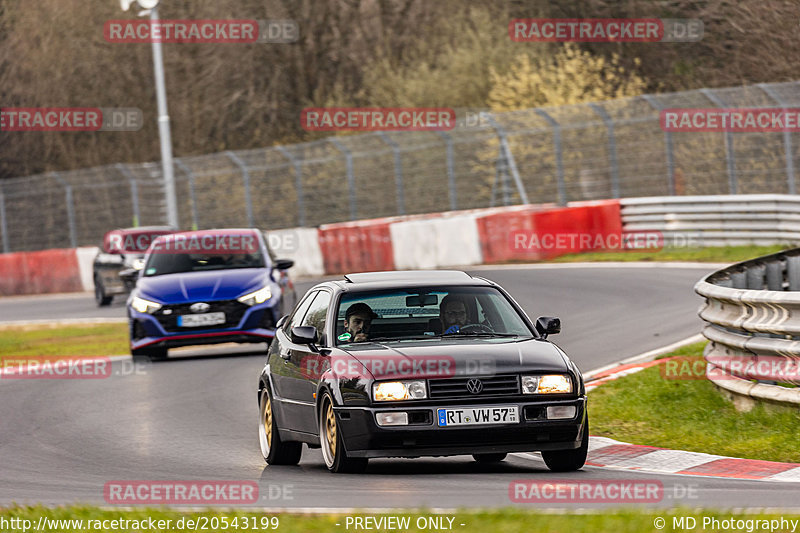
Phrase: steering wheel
[{"left": 456, "top": 323, "right": 493, "bottom": 334}]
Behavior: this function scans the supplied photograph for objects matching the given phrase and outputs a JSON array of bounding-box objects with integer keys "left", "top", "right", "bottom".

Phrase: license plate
[
  {"left": 177, "top": 312, "right": 225, "bottom": 327},
  {"left": 437, "top": 405, "right": 518, "bottom": 427}
]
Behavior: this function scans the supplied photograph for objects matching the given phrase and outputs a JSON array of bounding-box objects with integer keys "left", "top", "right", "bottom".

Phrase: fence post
[
  {"left": 758, "top": 83, "right": 796, "bottom": 195},
  {"left": 329, "top": 138, "right": 358, "bottom": 220},
  {"left": 701, "top": 88, "right": 737, "bottom": 194},
  {"left": 51, "top": 172, "right": 77, "bottom": 249},
  {"left": 377, "top": 132, "right": 407, "bottom": 216},
  {"left": 275, "top": 146, "right": 306, "bottom": 227},
  {"left": 225, "top": 151, "right": 255, "bottom": 227},
  {"left": 532, "top": 110, "right": 566, "bottom": 206},
  {"left": 486, "top": 114, "right": 530, "bottom": 205},
  {"left": 642, "top": 94, "right": 676, "bottom": 196},
  {"left": 173, "top": 159, "right": 199, "bottom": 230},
  {"left": 589, "top": 102, "right": 621, "bottom": 198},
  {"left": 0, "top": 187, "right": 8, "bottom": 253},
  {"left": 435, "top": 131, "right": 457, "bottom": 211},
  {"left": 115, "top": 163, "right": 141, "bottom": 227}
]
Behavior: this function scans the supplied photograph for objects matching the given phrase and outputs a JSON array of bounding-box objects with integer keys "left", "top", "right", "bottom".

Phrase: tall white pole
[{"left": 149, "top": 6, "right": 178, "bottom": 228}]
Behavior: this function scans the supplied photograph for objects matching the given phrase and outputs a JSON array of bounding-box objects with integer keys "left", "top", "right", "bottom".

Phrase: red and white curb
[{"left": 584, "top": 437, "right": 800, "bottom": 482}]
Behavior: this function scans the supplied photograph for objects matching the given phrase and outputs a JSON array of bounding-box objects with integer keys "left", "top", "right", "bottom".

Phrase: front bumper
[
  {"left": 334, "top": 398, "right": 586, "bottom": 458},
  {"left": 129, "top": 300, "right": 278, "bottom": 351}
]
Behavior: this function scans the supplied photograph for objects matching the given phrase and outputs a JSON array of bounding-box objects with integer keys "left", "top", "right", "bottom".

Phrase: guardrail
[
  {"left": 622, "top": 195, "right": 800, "bottom": 247},
  {"left": 695, "top": 248, "right": 800, "bottom": 409}
]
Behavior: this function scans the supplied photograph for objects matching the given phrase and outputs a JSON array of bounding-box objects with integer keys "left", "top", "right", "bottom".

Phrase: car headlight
[
  {"left": 132, "top": 258, "right": 146, "bottom": 271},
  {"left": 373, "top": 380, "right": 427, "bottom": 401},
  {"left": 521, "top": 374, "right": 572, "bottom": 394},
  {"left": 131, "top": 295, "right": 162, "bottom": 314},
  {"left": 237, "top": 286, "right": 272, "bottom": 306}
]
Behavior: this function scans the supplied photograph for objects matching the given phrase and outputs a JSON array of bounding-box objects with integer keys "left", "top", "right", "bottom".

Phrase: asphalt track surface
[{"left": 2, "top": 264, "right": 799, "bottom": 509}]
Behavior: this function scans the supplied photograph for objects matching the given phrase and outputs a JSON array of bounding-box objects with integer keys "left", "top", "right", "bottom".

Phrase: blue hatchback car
[{"left": 127, "top": 228, "right": 296, "bottom": 360}]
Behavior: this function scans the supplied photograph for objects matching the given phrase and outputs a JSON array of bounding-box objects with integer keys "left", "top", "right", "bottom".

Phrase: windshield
[
  {"left": 143, "top": 251, "right": 265, "bottom": 276},
  {"left": 335, "top": 286, "right": 533, "bottom": 345}
]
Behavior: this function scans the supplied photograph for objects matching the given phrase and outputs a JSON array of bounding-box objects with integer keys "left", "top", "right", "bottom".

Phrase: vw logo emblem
[
  {"left": 190, "top": 302, "right": 210, "bottom": 313},
  {"left": 466, "top": 378, "right": 483, "bottom": 394}
]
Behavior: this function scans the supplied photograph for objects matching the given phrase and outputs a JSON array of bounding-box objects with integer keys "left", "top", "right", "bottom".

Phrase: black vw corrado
[{"left": 257, "top": 270, "right": 588, "bottom": 473}]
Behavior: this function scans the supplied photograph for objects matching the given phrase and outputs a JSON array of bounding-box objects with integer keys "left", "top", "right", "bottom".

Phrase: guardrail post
[
  {"left": 329, "top": 138, "right": 358, "bottom": 221},
  {"left": 701, "top": 89, "right": 738, "bottom": 194},
  {"left": 731, "top": 271, "right": 747, "bottom": 289},
  {"left": 174, "top": 160, "right": 199, "bottom": 230},
  {"left": 275, "top": 146, "right": 306, "bottom": 227},
  {"left": 766, "top": 261, "right": 783, "bottom": 291},
  {"left": 435, "top": 131, "right": 457, "bottom": 211},
  {"left": 757, "top": 83, "right": 796, "bottom": 195},
  {"left": 0, "top": 187, "right": 8, "bottom": 253},
  {"left": 746, "top": 264, "right": 765, "bottom": 290},
  {"left": 487, "top": 114, "right": 531, "bottom": 205},
  {"left": 225, "top": 151, "right": 255, "bottom": 227},
  {"left": 788, "top": 256, "right": 800, "bottom": 291},
  {"left": 51, "top": 172, "right": 77, "bottom": 249},
  {"left": 116, "top": 163, "right": 141, "bottom": 227},
  {"left": 532, "top": 110, "right": 565, "bottom": 205},
  {"left": 377, "top": 132, "right": 406, "bottom": 216},
  {"left": 589, "top": 103, "right": 621, "bottom": 198},
  {"left": 642, "top": 94, "right": 676, "bottom": 196}
]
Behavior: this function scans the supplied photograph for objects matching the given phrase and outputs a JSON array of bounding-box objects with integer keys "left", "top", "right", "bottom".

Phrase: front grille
[
  {"left": 428, "top": 374, "right": 520, "bottom": 399},
  {"left": 155, "top": 300, "right": 250, "bottom": 333}
]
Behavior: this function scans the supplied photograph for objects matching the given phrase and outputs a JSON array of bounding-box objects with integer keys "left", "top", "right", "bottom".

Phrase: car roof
[
  {"left": 316, "top": 270, "right": 496, "bottom": 292},
  {"left": 150, "top": 228, "right": 261, "bottom": 241}
]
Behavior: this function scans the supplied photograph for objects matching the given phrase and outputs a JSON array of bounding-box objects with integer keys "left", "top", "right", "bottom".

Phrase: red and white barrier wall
[{"left": 0, "top": 201, "right": 621, "bottom": 296}]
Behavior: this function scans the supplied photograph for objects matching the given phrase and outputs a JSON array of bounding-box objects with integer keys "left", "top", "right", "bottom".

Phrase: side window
[
  {"left": 301, "top": 291, "right": 331, "bottom": 344},
  {"left": 285, "top": 291, "right": 318, "bottom": 333}
]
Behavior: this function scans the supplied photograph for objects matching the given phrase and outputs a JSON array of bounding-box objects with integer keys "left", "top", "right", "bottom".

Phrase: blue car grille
[{"left": 154, "top": 300, "right": 250, "bottom": 332}]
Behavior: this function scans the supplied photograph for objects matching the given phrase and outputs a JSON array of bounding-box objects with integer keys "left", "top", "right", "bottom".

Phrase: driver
[
  {"left": 440, "top": 294, "right": 469, "bottom": 334},
  {"left": 341, "top": 302, "right": 377, "bottom": 342}
]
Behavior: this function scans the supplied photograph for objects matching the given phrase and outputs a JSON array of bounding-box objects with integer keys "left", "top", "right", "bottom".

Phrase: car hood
[
  {"left": 337, "top": 338, "right": 570, "bottom": 380},
  {"left": 136, "top": 268, "right": 268, "bottom": 303}
]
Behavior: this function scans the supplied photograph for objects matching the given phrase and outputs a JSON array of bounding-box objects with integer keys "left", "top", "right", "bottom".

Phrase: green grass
[
  {"left": 1, "top": 507, "right": 799, "bottom": 532},
  {"left": 0, "top": 323, "right": 128, "bottom": 361},
  {"left": 590, "top": 342, "right": 800, "bottom": 463},
  {"left": 552, "top": 244, "right": 790, "bottom": 263}
]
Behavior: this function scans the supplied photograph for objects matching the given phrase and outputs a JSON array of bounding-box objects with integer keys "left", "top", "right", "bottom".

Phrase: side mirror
[
  {"left": 276, "top": 315, "right": 289, "bottom": 329},
  {"left": 291, "top": 325, "right": 318, "bottom": 345},
  {"left": 119, "top": 267, "right": 139, "bottom": 288},
  {"left": 274, "top": 258, "right": 294, "bottom": 270},
  {"left": 535, "top": 316, "right": 561, "bottom": 338}
]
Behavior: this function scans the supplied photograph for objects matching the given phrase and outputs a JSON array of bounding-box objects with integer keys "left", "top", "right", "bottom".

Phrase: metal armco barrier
[
  {"left": 695, "top": 248, "right": 800, "bottom": 409},
  {"left": 623, "top": 194, "right": 800, "bottom": 247}
]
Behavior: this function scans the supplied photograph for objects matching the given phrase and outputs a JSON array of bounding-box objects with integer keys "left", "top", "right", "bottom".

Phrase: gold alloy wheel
[
  {"left": 325, "top": 401, "right": 337, "bottom": 459},
  {"left": 263, "top": 393, "right": 273, "bottom": 449}
]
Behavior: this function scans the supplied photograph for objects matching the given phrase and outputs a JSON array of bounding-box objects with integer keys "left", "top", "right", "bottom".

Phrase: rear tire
[
  {"left": 259, "top": 387, "right": 302, "bottom": 465},
  {"left": 319, "top": 392, "right": 368, "bottom": 473},
  {"left": 472, "top": 453, "right": 507, "bottom": 463},
  {"left": 541, "top": 418, "right": 589, "bottom": 472},
  {"left": 95, "top": 277, "right": 113, "bottom": 307}
]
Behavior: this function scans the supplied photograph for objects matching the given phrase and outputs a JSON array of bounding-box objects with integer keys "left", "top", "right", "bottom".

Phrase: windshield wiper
[
  {"left": 440, "top": 332, "right": 520, "bottom": 338},
  {"left": 363, "top": 335, "right": 439, "bottom": 342}
]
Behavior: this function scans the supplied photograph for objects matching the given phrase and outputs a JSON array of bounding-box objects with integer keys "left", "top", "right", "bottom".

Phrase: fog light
[
  {"left": 376, "top": 412, "right": 409, "bottom": 426},
  {"left": 546, "top": 406, "right": 577, "bottom": 419}
]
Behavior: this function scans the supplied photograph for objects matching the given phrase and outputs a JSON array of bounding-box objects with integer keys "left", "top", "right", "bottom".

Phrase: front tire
[
  {"left": 259, "top": 387, "right": 302, "bottom": 465},
  {"left": 541, "top": 418, "right": 589, "bottom": 472},
  {"left": 319, "top": 392, "right": 367, "bottom": 473},
  {"left": 95, "top": 277, "right": 113, "bottom": 307}
]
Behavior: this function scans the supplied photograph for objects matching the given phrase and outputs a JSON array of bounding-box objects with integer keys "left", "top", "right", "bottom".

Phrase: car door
[
  {"left": 285, "top": 289, "right": 332, "bottom": 434},
  {"left": 270, "top": 290, "right": 318, "bottom": 432}
]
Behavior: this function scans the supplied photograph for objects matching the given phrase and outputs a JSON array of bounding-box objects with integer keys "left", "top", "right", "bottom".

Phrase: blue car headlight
[
  {"left": 237, "top": 286, "right": 272, "bottom": 306},
  {"left": 131, "top": 295, "right": 162, "bottom": 314}
]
